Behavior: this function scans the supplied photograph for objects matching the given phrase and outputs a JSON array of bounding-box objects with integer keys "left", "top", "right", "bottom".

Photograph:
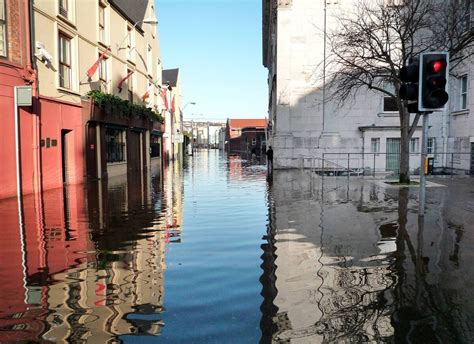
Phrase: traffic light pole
[{"left": 419, "top": 112, "right": 429, "bottom": 216}]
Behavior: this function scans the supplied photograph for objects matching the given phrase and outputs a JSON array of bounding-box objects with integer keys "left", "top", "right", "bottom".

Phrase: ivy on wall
[{"left": 87, "top": 90, "right": 164, "bottom": 123}]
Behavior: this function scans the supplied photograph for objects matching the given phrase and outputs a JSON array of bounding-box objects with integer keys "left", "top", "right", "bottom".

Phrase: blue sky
[{"left": 155, "top": 0, "right": 268, "bottom": 121}]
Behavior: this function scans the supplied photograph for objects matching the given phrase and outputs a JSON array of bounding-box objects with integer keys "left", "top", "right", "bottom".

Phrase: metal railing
[{"left": 285, "top": 152, "right": 473, "bottom": 178}]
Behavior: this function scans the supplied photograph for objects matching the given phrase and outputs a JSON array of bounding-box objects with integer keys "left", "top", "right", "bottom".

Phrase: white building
[{"left": 262, "top": 0, "right": 473, "bottom": 174}]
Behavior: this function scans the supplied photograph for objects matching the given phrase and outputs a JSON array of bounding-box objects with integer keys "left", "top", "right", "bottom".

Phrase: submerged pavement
[{"left": 265, "top": 171, "right": 474, "bottom": 343}]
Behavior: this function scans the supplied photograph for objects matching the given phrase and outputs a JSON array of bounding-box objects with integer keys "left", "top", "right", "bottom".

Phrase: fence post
[
  {"left": 347, "top": 153, "right": 350, "bottom": 179},
  {"left": 373, "top": 154, "right": 376, "bottom": 178},
  {"left": 322, "top": 153, "right": 325, "bottom": 179}
]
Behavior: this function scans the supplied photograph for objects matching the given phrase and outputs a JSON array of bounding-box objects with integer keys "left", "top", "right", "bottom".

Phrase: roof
[
  {"left": 162, "top": 68, "right": 179, "bottom": 87},
  {"left": 227, "top": 118, "right": 268, "bottom": 139},
  {"left": 109, "top": 0, "right": 148, "bottom": 30}
]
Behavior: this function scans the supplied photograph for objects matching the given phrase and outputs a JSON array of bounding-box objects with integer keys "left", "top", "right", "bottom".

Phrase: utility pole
[{"left": 419, "top": 113, "right": 428, "bottom": 216}]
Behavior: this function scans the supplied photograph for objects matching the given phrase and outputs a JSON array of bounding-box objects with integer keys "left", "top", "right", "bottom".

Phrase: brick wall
[{"left": 5, "top": 0, "right": 23, "bottom": 65}]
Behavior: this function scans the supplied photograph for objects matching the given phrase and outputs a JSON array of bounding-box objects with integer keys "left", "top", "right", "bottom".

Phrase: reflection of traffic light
[{"left": 419, "top": 52, "right": 449, "bottom": 111}]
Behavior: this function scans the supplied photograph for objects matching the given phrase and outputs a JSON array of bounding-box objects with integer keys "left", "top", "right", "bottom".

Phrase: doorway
[
  {"left": 61, "top": 129, "right": 72, "bottom": 183},
  {"left": 471, "top": 143, "right": 474, "bottom": 175},
  {"left": 386, "top": 138, "right": 400, "bottom": 174}
]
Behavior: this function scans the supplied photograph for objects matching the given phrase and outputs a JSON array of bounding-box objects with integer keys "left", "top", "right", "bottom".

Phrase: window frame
[
  {"left": 98, "top": 54, "right": 107, "bottom": 84},
  {"left": 410, "top": 138, "right": 419, "bottom": 153},
  {"left": 383, "top": 96, "right": 398, "bottom": 112},
  {"left": 127, "top": 68, "right": 134, "bottom": 103},
  {"left": 146, "top": 44, "right": 152, "bottom": 76},
  {"left": 370, "top": 137, "right": 380, "bottom": 154},
  {"left": 59, "top": 0, "right": 69, "bottom": 18},
  {"left": 98, "top": 4, "right": 106, "bottom": 43},
  {"left": 460, "top": 74, "right": 468, "bottom": 110},
  {"left": 58, "top": 32, "right": 72, "bottom": 89},
  {"left": 127, "top": 25, "right": 134, "bottom": 61},
  {"left": 427, "top": 137, "right": 436, "bottom": 154},
  {"left": 0, "top": 0, "right": 6, "bottom": 58}
]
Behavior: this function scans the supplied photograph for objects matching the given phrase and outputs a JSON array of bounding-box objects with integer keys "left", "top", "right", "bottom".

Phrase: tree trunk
[{"left": 399, "top": 108, "right": 411, "bottom": 184}]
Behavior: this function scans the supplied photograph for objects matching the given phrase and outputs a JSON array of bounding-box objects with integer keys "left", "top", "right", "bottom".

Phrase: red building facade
[{"left": 0, "top": 0, "right": 37, "bottom": 200}]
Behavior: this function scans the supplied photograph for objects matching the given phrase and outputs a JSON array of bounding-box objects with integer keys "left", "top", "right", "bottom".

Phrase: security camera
[{"left": 35, "top": 41, "right": 53, "bottom": 65}]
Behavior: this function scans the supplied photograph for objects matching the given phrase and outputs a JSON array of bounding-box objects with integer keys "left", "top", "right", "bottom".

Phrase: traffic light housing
[
  {"left": 419, "top": 52, "right": 449, "bottom": 111},
  {"left": 399, "top": 61, "right": 419, "bottom": 103},
  {"left": 399, "top": 60, "right": 420, "bottom": 113}
]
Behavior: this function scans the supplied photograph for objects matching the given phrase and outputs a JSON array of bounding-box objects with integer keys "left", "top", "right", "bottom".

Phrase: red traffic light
[{"left": 431, "top": 60, "right": 446, "bottom": 73}]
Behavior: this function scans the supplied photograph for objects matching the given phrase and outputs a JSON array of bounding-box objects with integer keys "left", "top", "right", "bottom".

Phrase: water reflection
[
  {"left": 261, "top": 171, "right": 474, "bottom": 343},
  {"left": 0, "top": 160, "right": 184, "bottom": 342}
]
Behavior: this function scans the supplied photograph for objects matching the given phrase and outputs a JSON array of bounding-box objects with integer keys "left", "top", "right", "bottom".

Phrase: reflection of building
[
  {"left": 263, "top": 172, "right": 474, "bottom": 342},
  {"left": 225, "top": 118, "right": 267, "bottom": 155},
  {"left": 0, "top": 165, "right": 175, "bottom": 341}
]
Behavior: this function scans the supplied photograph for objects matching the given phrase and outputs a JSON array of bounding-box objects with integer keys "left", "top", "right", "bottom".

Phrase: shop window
[
  {"left": 106, "top": 128, "right": 126, "bottom": 162},
  {"left": 150, "top": 135, "right": 161, "bottom": 157}
]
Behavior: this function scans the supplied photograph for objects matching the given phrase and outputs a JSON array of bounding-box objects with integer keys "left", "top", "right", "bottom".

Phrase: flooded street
[{"left": 1, "top": 150, "right": 474, "bottom": 343}]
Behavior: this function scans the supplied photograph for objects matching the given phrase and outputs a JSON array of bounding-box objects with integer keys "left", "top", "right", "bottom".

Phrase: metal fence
[
  {"left": 106, "top": 142, "right": 125, "bottom": 163},
  {"left": 292, "top": 152, "right": 473, "bottom": 178}
]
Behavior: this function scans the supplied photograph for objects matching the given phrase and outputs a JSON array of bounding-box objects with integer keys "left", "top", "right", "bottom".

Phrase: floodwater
[{"left": 1, "top": 150, "right": 474, "bottom": 343}]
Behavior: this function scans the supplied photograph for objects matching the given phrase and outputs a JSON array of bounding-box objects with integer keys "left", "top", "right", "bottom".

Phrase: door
[
  {"left": 471, "top": 143, "right": 474, "bottom": 175},
  {"left": 127, "top": 130, "right": 142, "bottom": 173},
  {"left": 86, "top": 123, "right": 98, "bottom": 179},
  {"left": 386, "top": 138, "right": 400, "bottom": 174},
  {"left": 61, "top": 129, "right": 72, "bottom": 183}
]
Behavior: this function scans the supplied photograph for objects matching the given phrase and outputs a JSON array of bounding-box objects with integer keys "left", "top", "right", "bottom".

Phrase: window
[
  {"left": 427, "top": 138, "right": 436, "bottom": 154},
  {"left": 460, "top": 75, "right": 468, "bottom": 110},
  {"left": 127, "top": 26, "right": 133, "bottom": 60},
  {"left": 147, "top": 44, "right": 152, "bottom": 75},
  {"left": 0, "top": 0, "right": 6, "bottom": 57},
  {"left": 127, "top": 68, "right": 133, "bottom": 103},
  {"left": 99, "top": 4, "right": 106, "bottom": 43},
  {"left": 58, "top": 33, "right": 72, "bottom": 89},
  {"left": 59, "top": 0, "right": 68, "bottom": 17},
  {"left": 371, "top": 138, "right": 380, "bottom": 153},
  {"left": 383, "top": 97, "right": 398, "bottom": 112},
  {"left": 150, "top": 134, "right": 160, "bottom": 157},
  {"left": 410, "top": 138, "right": 419, "bottom": 153},
  {"left": 98, "top": 54, "right": 107, "bottom": 83},
  {"left": 105, "top": 128, "right": 125, "bottom": 163}
]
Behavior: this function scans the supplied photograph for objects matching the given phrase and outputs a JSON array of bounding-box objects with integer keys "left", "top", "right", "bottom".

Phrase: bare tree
[{"left": 327, "top": 0, "right": 473, "bottom": 183}]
